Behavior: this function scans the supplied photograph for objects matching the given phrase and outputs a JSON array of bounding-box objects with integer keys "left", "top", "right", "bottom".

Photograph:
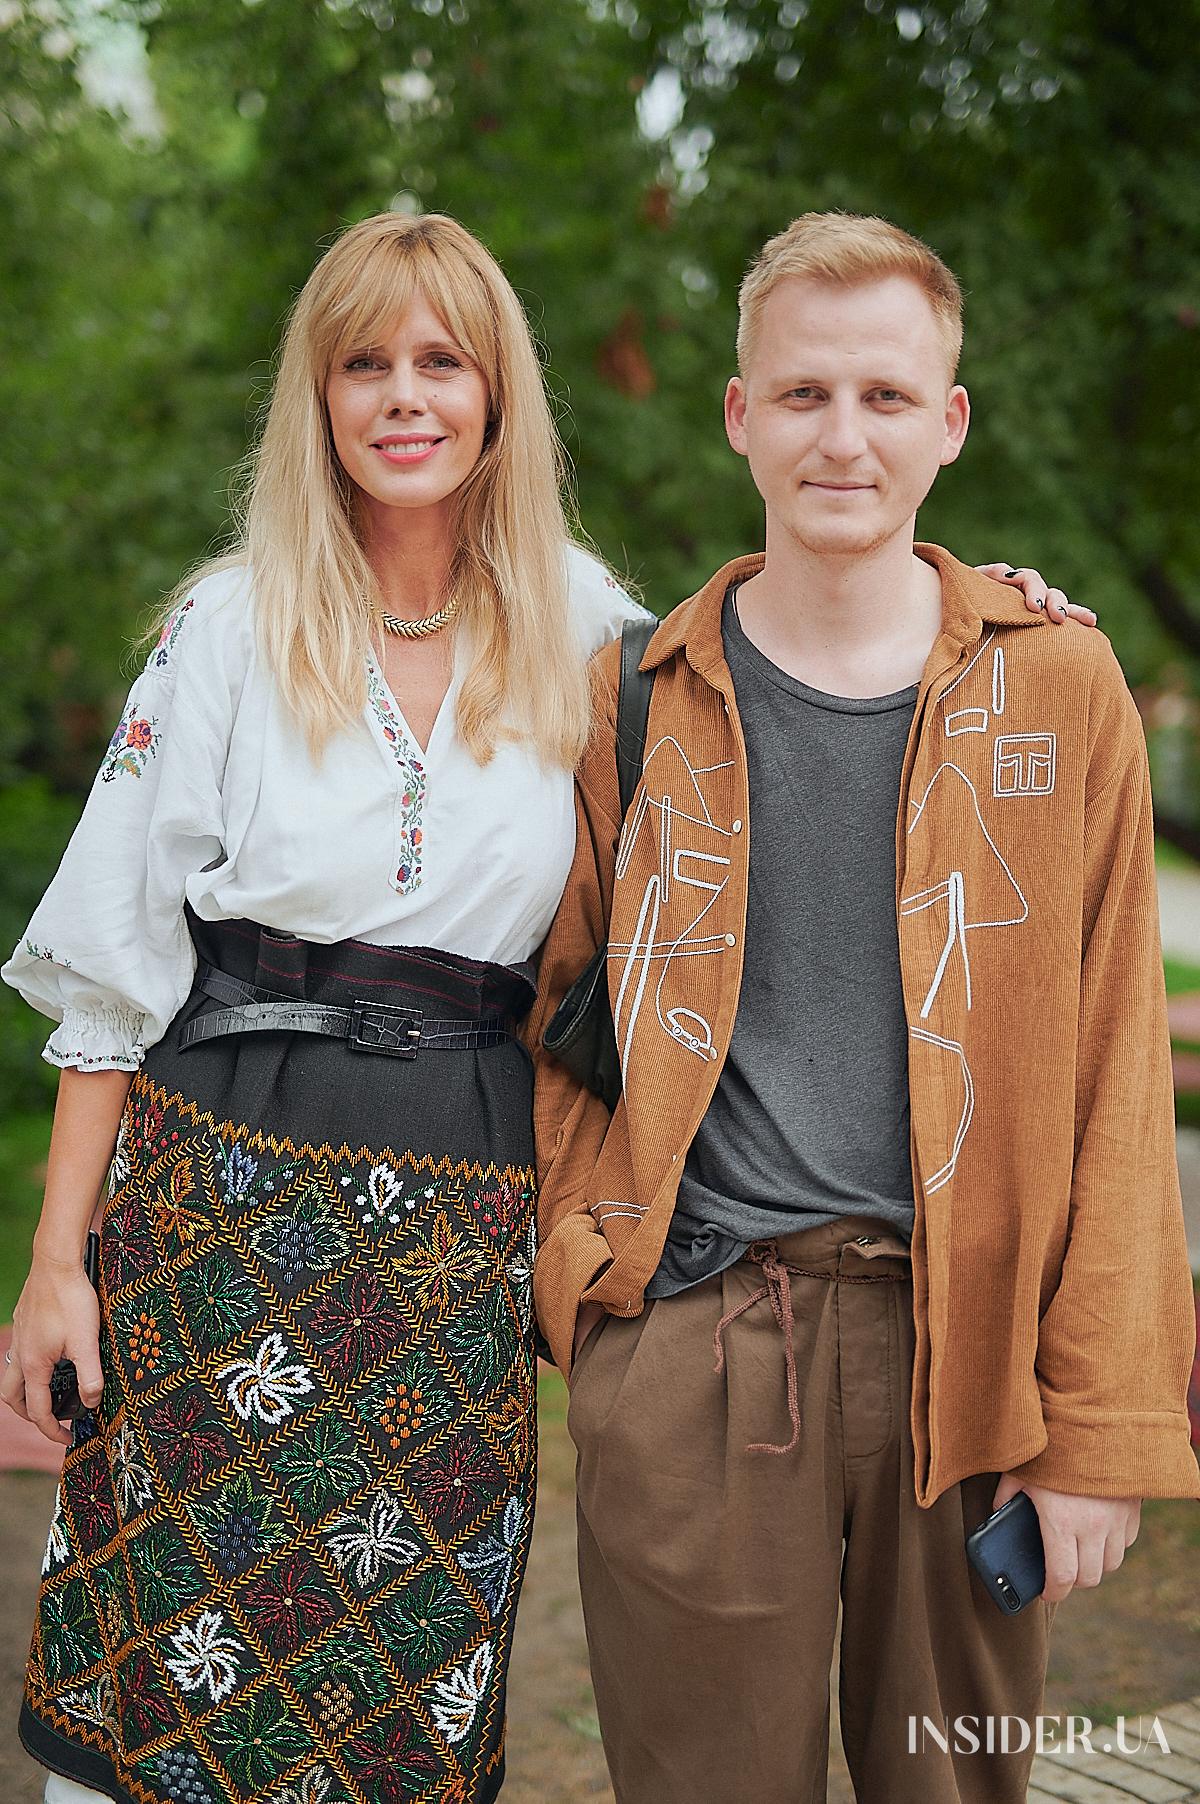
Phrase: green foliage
[
  {"left": 0, "top": 0, "right": 1197, "bottom": 1105},
  {"left": 0, "top": 779, "right": 79, "bottom": 1110},
  {"left": 0, "top": 1112, "right": 52, "bottom": 1322}
]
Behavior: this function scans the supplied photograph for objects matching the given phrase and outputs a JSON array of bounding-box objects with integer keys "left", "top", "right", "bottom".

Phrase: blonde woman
[
  {"left": 1, "top": 212, "right": 645, "bottom": 1804},
  {"left": 2, "top": 208, "right": 1077, "bottom": 1804}
]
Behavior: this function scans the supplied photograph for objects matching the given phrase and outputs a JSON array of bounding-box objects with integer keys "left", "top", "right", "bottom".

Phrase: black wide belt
[{"left": 179, "top": 964, "right": 516, "bottom": 1059}]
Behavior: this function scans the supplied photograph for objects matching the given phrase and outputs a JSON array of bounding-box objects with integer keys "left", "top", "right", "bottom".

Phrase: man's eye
[
  {"left": 874, "top": 389, "right": 906, "bottom": 403},
  {"left": 786, "top": 386, "right": 820, "bottom": 401}
]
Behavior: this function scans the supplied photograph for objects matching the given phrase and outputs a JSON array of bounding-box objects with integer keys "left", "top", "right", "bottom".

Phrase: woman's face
[{"left": 325, "top": 295, "right": 490, "bottom": 541}]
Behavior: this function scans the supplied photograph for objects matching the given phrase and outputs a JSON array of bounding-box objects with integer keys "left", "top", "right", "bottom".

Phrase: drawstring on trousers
[{"left": 712, "top": 1240, "right": 907, "bottom": 1457}]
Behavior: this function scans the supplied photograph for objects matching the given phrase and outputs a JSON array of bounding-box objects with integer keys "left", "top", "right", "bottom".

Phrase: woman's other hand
[
  {"left": 2, "top": 1252, "right": 103, "bottom": 1445},
  {"left": 975, "top": 563, "right": 1097, "bottom": 627}
]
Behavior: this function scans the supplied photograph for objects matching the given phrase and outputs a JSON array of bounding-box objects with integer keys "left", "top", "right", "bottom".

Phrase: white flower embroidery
[
  {"left": 324, "top": 1489, "right": 422, "bottom": 1588},
  {"left": 58, "top": 1673, "right": 118, "bottom": 1736},
  {"left": 42, "top": 1485, "right": 69, "bottom": 1575},
  {"left": 110, "top": 1418, "right": 155, "bottom": 1517},
  {"left": 275, "top": 1765, "right": 338, "bottom": 1804},
  {"left": 164, "top": 1608, "right": 246, "bottom": 1705},
  {"left": 216, "top": 1332, "right": 316, "bottom": 1426},
  {"left": 429, "top": 1642, "right": 494, "bottom": 1744},
  {"left": 367, "top": 1162, "right": 402, "bottom": 1217},
  {"left": 109, "top": 1115, "right": 130, "bottom": 1195}
]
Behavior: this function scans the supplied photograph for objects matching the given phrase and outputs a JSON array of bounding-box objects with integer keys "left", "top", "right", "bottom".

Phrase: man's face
[{"left": 724, "top": 274, "right": 969, "bottom": 559}]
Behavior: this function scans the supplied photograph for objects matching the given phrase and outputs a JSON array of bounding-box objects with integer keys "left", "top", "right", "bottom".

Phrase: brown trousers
[{"left": 568, "top": 1217, "right": 1052, "bottom": 1803}]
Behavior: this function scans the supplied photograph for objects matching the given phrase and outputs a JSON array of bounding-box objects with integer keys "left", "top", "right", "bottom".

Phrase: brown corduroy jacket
[{"left": 528, "top": 545, "right": 1200, "bottom": 1507}]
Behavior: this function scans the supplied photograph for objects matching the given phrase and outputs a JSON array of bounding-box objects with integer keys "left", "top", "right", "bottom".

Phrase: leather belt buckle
[{"left": 349, "top": 1000, "right": 423, "bottom": 1057}]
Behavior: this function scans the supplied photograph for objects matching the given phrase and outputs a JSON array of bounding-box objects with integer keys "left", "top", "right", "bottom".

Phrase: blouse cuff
[{"left": 44, "top": 1005, "right": 147, "bottom": 1073}]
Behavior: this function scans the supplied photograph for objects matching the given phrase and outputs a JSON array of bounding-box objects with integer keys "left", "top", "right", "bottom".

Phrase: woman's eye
[
  {"left": 426, "top": 353, "right": 462, "bottom": 370},
  {"left": 343, "top": 354, "right": 379, "bottom": 372}
]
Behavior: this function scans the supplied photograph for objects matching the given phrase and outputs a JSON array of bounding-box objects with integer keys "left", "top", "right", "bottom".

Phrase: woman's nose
[{"left": 382, "top": 362, "right": 426, "bottom": 415}]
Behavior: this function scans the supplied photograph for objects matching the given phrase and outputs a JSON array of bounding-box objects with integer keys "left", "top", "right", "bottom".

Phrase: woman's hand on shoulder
[
  {"left": 1, "top": 1252, "right": 103, "bottom": 1445},
  {"left": 975, "top": 563, "right": 1097, "bottom": 627}
]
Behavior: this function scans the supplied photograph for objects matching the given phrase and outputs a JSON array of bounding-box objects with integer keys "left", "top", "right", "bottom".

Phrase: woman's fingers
[
  {"left": 975, "top": 564, "right": 1098, "bottom": 628},
  {"left": 73, "top": 1341, "right": 105, "bottom": 1412},
  {"left": 0, "top": 1349, "right": 32, "bottom": 1422},
  {"left": 21, "top": 1359, "right": 73, "bottom": 1446}
]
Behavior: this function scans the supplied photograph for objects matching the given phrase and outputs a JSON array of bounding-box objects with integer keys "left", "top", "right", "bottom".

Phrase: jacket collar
[{"left": 640, "top": 542, "right": 1047, "bottom": 676}]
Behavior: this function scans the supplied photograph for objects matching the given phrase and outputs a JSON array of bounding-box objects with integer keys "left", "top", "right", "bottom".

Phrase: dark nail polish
[{"left": 1004, "top": 568, "right": 1019, "bottom": 579}]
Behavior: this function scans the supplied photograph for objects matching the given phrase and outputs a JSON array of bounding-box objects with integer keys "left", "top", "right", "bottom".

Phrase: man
[{"left": 529, "top": 213, "right": 1199, "bottom": 1803}]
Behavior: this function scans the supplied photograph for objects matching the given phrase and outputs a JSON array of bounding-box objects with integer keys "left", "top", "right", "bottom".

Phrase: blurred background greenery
[{"left": 2, "top": 0, "right": 1199, "bottom": 1311}]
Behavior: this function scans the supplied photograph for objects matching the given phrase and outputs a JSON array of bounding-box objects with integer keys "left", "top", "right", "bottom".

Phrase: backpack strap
[{"left": 615, "top": 618, "right": 657, "bottom": 820}]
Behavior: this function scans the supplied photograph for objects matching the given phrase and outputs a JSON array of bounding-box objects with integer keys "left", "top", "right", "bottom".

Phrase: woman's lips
[{"left": 371, "top": 437, "right": 444, "bottom": 464}]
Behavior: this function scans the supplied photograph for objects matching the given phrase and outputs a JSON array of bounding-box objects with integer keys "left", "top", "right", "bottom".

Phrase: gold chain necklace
[{"left": 379, "top": 592, "right": 462, "bottom": 640}]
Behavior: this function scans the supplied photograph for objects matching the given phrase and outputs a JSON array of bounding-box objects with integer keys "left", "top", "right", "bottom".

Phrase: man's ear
[
  {"left": 939, "top": 384, "right": 970, "bottom": 468},
  {"left": 725, "top": 376, "right": 749, "bottom": 457}
]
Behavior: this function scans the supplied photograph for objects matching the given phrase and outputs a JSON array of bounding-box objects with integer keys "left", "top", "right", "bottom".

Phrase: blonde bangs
[
  {"left": 316, "top": 230, "right": 503, "bottom": 406},
  {"left": 151, "top": 211, "right": 595, "bottom": 770}
]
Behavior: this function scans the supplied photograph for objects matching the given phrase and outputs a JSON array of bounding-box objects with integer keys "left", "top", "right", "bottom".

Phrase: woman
[
  {"left": 2, "top": 207, "right": 1079, "bottom": 1804},
  {"left": 1, "top": 211, "right": 645, "bottom": 1804}
]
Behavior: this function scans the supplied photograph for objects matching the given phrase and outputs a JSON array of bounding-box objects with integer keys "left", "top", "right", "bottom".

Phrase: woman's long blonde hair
[{"left": 159, "top": 212, "right": 595, "bottom": 765}]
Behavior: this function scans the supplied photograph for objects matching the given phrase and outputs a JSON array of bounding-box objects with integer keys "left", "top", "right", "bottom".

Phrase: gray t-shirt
[{"left": 647, "top": 586, "right": 918, "bottom": 1298}]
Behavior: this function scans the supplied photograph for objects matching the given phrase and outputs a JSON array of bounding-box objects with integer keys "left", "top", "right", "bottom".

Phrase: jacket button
[
  {"left": 731, "top": 820, "right": 743, "bottom": 834},
  {"left": 724, "top": 933, "right": 736, "bottom": 946}
]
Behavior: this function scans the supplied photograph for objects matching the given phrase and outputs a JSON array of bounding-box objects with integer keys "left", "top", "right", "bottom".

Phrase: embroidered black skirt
[{"left": 21, "top": 916, "right": 539, "bottom": 1804}]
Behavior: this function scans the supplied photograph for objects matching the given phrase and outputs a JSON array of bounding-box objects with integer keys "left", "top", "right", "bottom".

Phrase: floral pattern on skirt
[{"left": 23, "top": 1073, "right": 538, "bottom": 1804}]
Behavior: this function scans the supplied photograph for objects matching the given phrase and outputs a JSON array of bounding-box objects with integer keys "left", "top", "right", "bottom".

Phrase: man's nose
[{"left": 816, "top": 398, "right": 867, "bottom": 462}]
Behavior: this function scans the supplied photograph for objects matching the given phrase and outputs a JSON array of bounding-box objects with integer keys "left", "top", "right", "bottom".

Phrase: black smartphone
[
  {"left": 47, "top": 1229, "right": 102, "bottom": 1423},
  {"left": 965, "top": 1492, "right": 1046, "bottom": 1614}
]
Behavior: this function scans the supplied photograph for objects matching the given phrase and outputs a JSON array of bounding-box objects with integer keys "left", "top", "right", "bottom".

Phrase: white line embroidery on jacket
[
  {"left": 994, "top": 732, "right": 1056, "bottom": 798},
  {"left": 909, "top": 1027, "right": 975, "bottom": 1192},
  {"left": 945, "top": 707, "right": 989, "bottom": 737},
  {"left": 903, "top": 751, "right": 1028, "bottom": 1194},
  {"left": 611, "top": 734, "right": 735, "bottom": 1071},
  {"left": 940, "top": 628, "right": 996, "bottom": 700},
  {"left": 592, "top": 1201, "right": 648, "bottom": 1224},
  {"left": 992, "top": 645, "right": 1006, "bottom": 716},
  {"left": 614, "top": 875, "right": 661, "bottom": 1088}
]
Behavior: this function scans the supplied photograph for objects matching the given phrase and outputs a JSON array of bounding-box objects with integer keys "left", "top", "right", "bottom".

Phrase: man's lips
[{"left": 802, "top": 480, "right": 875, "bottom": 491}]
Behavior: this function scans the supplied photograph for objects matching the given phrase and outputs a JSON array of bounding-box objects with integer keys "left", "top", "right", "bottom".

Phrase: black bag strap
[{"left": 615, "top": 618, "right": 657, "bottom": 820}]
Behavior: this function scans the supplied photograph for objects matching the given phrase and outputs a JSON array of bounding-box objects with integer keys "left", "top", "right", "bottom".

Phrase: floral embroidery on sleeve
[
  {"left": 100, "top": 702, "right": 161, "bottom": 783},
  {"left": 150, "top": 594, "right": 195, "bottom": 669},
  {"left": 365, "top": 661, "right": 426, "bottom": 894},
  {"left": 25, "top": 941, "right": 72, "bottom": 969}
]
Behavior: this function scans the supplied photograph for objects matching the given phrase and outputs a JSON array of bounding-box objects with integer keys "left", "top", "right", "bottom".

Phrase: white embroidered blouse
[{"left": 3, "top": 547, "right": 647, "bottom": 1072}]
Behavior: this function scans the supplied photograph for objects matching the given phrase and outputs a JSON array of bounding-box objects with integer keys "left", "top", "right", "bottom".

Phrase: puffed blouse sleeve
[
  {"left": 1, "top": 568, "right": 250, "bottom": 1071},
  {"left": 564, "top": 543, "right": 655, "bottom": 655}
]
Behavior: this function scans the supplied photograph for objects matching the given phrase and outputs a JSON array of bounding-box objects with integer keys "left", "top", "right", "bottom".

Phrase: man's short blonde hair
[{"left": 736, "top": 212, "right": 964, "bottom": 379}]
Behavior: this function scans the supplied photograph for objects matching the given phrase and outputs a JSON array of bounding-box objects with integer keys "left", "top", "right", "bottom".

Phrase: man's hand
[
  {"left": 992, "top": 1473, "right": 1140, "bottom": 1603},
  {"left": 975, "top": 563, "right": 1098, "bottom": 628}
]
